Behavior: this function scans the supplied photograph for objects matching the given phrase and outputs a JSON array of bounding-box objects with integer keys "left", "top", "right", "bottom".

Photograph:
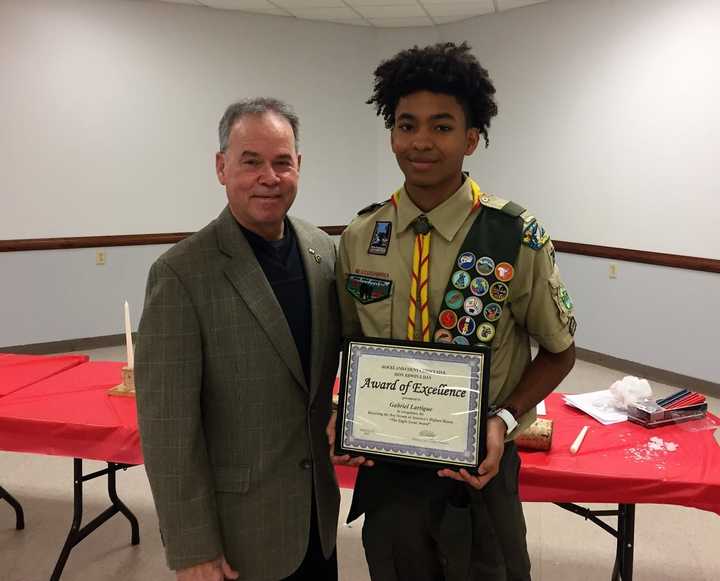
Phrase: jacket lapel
[
  {"left": 216, "top": 207, "right": 308, "bottom": 392},
  {"left": 290, "top": 217, "right": 325, "bottom": 402}
]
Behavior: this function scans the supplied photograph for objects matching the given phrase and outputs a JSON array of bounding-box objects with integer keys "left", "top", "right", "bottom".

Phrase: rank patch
[
  {"left": 368, "top": 221, "right": 392, "bottom": 255},
  {"left": 346, "top": 274, "right": 392, "bottom": 305}
]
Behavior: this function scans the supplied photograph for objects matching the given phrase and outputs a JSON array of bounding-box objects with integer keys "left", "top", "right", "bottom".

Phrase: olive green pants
[{"left": 361, "top": 443, "right": 531, "bottom": 581}]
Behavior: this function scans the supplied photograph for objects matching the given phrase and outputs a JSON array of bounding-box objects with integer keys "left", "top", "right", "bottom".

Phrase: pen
[{"left": 570, "top": 425, "right": 589, "bottom": 455}]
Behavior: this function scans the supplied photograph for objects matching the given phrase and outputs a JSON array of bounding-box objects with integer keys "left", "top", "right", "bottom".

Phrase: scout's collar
[{"left": 390, "top": 177, "right": 483, "bottom": 242}]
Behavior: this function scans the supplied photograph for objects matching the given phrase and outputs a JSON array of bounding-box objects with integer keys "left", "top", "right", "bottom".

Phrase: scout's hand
[
  {"left": 437, "top": 416, "right": 506, "bottom": 490},
  {"left": 326, "top": 410, "right": 374, "bottom": 467},
  {"left": 176, "top": 556, "right": 239, "bottom": 581}
]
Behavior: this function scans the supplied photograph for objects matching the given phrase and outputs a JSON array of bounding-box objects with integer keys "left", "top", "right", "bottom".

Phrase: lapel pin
[{"left": 308, "top": 248, "right": 322, "bottom": 263}]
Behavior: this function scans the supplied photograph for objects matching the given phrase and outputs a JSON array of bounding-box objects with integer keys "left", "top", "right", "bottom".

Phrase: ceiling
[{"left": 154, "top": 0, "right": 550, "bottom": 28}]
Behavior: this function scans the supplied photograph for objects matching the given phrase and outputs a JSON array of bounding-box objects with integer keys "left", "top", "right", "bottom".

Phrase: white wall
[
  {"left": 1, "top": 0, "right": 718, "bottom": 382},
  {"left": 438, "top": 0, "right": 720, "bottom": 258},
  {"left": 0, "top": 0, "right": 378, "bottom": 236}
]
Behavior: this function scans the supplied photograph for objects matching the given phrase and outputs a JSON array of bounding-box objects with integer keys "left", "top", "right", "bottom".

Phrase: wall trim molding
[
  {"left": 3, "top": 337, "right": 716, "bottom": 397},
  {"left": 0, "top": 334, "right": 132, "bottom": 356},
  {"left": 575, "top": 347, "right": 719, "bottom": 398},
  {"left": 1, "top": 230, "right": 718, "bottom": 273}
]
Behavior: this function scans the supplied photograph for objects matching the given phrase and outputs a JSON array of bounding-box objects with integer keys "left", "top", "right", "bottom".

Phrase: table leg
[
  {"left": 612, "top": 504, "right": 635, "bottom": 581},
  {"left": 0, "top": 485, "right": 25, "bottom": 530},
  {"left": 50, "top": 459, "right": 140, "bottom": 581},
  {"left": 555, "top": 502, "right": 636, "bottom": 581}
]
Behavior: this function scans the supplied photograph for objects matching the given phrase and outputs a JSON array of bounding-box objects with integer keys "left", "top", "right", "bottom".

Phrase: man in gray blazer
[{"left": 135, "top": 98, "right": 341, "bottom": 581}]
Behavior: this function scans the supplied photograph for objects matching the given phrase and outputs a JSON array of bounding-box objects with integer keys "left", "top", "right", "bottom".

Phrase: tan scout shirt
[{"left": 337, "top": 179, "right": 575, "bottom": 432}]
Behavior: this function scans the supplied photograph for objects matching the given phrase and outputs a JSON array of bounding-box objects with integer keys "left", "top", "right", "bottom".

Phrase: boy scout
[{"left": 335, "top": 42, "right": 577, "bottom": 580}]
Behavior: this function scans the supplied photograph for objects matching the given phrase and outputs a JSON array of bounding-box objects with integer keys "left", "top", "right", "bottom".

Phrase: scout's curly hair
[{"left": 367, "top": 42, "right": 498, "bottom": 147}]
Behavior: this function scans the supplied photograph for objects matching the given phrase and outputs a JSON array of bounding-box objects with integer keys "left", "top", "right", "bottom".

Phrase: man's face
[
  {"left": 391, "top": 91, "right": 479, "bottom": 196},
  {"left": 216, "top": 112, "right": 300, "bottom": 239}
]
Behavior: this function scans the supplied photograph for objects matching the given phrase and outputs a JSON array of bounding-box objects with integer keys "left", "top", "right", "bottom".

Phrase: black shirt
[{"left": 239, "top": 220, "right": 313, "bottom": 385}]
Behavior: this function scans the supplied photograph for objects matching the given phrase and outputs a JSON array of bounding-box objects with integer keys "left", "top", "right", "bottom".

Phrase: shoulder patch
[
  {"left": 522, "top": 220, "right": 550, "bottom": 250},
  {"left": 357, "top": 200, "right": 389, "bottom": 216}
]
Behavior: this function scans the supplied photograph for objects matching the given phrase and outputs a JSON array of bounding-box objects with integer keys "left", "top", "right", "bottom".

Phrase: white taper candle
[
  {"left": 570, "top": 425, "right": 589, "bottom": 455},
  {"left": 124, "top": 300, "right": 134, "bottom": 369}
]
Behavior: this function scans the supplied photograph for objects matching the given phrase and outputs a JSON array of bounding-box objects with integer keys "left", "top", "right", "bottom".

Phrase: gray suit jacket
[{"left": 135, "top": 207, "right": 341, "bottom": 579}]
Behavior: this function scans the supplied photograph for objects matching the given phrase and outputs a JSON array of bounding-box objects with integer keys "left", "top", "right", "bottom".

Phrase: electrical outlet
[
  {"left": 96, "top": 250, "right": 106, "bottom": 265},
  {"left": 609, "top": 263, "right": 617, "bottom": 279}
]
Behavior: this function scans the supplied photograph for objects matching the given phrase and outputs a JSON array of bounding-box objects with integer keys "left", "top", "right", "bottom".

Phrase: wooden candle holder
[{"left": 108, "top": 366, "right": 136, "bottom": 397}]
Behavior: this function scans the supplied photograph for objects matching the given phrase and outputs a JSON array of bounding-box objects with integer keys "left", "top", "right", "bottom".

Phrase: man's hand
[
  {"left": 326, "top": 410, "right": 374, "bottom": 467},
  {"left": 176, "top": 556, "right": 239, "bottom": 580},
  {"left": 437, "top": 416, "right": 506, "bottom": 490}
]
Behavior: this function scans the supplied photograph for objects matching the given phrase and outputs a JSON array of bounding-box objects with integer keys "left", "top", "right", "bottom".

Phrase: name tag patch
[{"left": 346, "top": 274, "right": 393, "bottom": 304}]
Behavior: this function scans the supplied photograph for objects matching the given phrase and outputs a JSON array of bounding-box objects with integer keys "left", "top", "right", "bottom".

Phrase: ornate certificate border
[{"left": 335, "top": 338, "right": 490, "bottom": 469}]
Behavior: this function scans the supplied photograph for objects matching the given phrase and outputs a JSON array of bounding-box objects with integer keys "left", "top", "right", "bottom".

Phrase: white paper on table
[
  {"left": 563, "top": 390, "right": 627, "bottom": 425},
  {"left": 536, "top": 400, "right": 547, "bottom": 416}
]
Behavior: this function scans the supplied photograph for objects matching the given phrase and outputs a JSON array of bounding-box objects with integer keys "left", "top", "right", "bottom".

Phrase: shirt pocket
[{"left": 355, "top": 294, "right": 393, "bottom": 338}]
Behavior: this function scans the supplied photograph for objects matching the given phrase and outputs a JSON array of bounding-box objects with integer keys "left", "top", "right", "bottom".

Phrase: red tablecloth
[
  {"left": 0, "top": 361, "right": 141, "bottom": 464},
  {"left": 2, "top": 363, "right": 719, "bottom": 515},
  {"left": 0, "top": 354, "right": 88, "bottom": 397},
  {"left": 335, "top": 393, "right": 720, "bottom": 515}
]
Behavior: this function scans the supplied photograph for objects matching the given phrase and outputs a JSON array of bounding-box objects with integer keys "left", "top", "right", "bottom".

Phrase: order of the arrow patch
[{"left": 346, "top": 274, "right": 393, "bottom": 304}]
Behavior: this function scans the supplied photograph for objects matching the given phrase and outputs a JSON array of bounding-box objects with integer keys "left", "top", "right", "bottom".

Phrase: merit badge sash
[{"left": 434, "top": 207, "right": 524, "bottom": 346}]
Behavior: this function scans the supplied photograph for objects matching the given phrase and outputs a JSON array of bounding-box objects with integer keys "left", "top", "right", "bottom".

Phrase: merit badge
[
  {"left": 463, "top": 296, "right": 483, "bottom": 316},
  {"left": 368, "top": 221, "right": 392, "bottom": 255},
  {"left": 457, "top": 252, "right": 476, "bottom": 271},
  {"left": 522, "top": 220, "right": 550, "bottom": 250},
  {"left": 489, "top": 282, "right": 509, "bottom": 302},
  {"left": 453, "top": 336, "right": 470, "bottom": 346},
  {"left": 470, "top": 277, "right": 489, "bottom": 297},
  {"left": 495, "top": 262, "right": 514, "bottom": 282},
  {"left": 434, "top": 328, "right": 454, "bottom": 343},
  {"left": 445, "top": 290, "right": 464, "bottom": 310},
  {"left": 457, "top": 316, "right": 476, "bottom": 336},
  {"left": 476, "top": 256, "right": 495, "bottom": 276},
  {"left": 483, "top": 302, "right": 502, "bottom": 322},
  {"left": 439, "top": 309, "right": 458, "bottom": 330},
  {"left": 345, "top": 274, "right": 392, "bottom": 305},
  {"left": 451, "top": 270, "right": 471, "bottom": 290},
  {"left": 476, "top": 322, "right": 496, "bottom": 343}
]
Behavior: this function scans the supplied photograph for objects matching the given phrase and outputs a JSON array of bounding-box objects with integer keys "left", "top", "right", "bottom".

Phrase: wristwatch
[{"left": 489, "top": 405, "right": 520, "bottom": 435}]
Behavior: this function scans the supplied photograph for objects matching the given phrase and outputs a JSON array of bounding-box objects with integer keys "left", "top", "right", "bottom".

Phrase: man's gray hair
[{"left": 218, "top": 97, "right": 300, "bottom": 153}]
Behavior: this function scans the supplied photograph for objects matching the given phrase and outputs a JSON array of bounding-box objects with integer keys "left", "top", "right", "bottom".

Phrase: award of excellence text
[{"left": 359, "top": 377, "right": 467, "bottom": 399}]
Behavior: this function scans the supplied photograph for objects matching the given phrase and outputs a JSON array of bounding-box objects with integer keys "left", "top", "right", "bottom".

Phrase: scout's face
[
  {"left": 391, "top": 91, "right": 479, "bottom": 199},
  {"left": 216, "top": 112, "right": 301, "bottom": 240}
]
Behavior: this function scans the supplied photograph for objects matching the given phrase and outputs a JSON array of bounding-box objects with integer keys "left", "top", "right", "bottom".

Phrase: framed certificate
[{"left": 334, "top": 337, "right": 490, "bottom": 470}]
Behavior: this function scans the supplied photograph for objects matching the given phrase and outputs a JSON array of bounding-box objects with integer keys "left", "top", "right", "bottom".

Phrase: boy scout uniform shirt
[{"left": 336, "top": 178, "right": 576, "bottom": 433}]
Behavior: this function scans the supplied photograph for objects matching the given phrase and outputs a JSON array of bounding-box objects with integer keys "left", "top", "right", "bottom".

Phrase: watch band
[{"left": 490, "top": 406, "right": 519, "bottom": 435}]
